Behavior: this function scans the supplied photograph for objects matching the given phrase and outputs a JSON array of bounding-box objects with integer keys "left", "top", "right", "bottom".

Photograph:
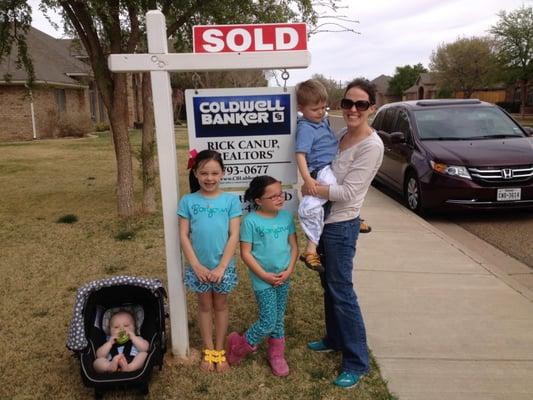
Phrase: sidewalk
[{"left": 357, "top": 187, "right": 533, "bottom": 400}]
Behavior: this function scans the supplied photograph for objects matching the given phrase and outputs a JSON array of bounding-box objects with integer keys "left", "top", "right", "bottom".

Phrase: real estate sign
[
  {"left": 193, "top": 23, "right": 307, "bottom": 53},
  {"left": 185, "top": 87, "right": 298, "bottom": 188}
]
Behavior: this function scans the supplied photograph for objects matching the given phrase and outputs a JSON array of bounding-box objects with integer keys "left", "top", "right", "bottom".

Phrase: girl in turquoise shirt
[
  {"left": 178, "top": 150, "right": 242, "bottom": 373},
  {"left": 226, "top": 176, "right": 298, "bottom": 377}
]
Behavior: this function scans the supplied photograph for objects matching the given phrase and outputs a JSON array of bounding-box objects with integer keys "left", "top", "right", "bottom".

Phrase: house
[
  {"left": 0, "top": 27, "right": 142, "bottom": 141},
  {"left": 403, "top": 73, "right": 438, "bottom": 100},
  {"left": 371, "top": 74, "right": 400, "bottom": 108},
  {"left": 402, "top": 72, "right": 533, "bottom": 113}
]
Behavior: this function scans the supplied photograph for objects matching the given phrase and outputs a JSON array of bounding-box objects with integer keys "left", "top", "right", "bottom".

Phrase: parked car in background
[{"left": 371, "top": 99, "right": 533, "bottom": 213}]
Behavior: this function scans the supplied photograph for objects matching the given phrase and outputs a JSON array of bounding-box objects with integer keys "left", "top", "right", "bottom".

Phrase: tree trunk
[
  {"left": 520, "top": 79, "right": 527, "bottom": 119},
  {"left": 109, "top": 74, "right": 136, "bottom": 218},
  {"left": 141, "top": 72, "right": 157, "bottom": 214}
]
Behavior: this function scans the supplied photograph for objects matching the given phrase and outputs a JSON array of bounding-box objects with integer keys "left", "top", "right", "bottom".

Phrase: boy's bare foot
[
  {"left": 108, "top": 356, "right": 120, "bottom": 372},
  {"left": 117, "top": 354, "right": 129, "bottom": 371},
  {"left": 360, "top": 220, "right": 372, "bottom": 233}
]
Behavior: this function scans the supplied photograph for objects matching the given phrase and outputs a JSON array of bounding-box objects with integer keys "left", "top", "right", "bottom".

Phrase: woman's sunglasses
[{"left": 340, "top": 98, "right": 372, "bottom": 111}]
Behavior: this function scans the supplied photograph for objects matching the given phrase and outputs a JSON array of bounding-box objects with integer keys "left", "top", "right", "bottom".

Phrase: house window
[{"left": 55, "top": 89, "right": 66, "bottom": 115}]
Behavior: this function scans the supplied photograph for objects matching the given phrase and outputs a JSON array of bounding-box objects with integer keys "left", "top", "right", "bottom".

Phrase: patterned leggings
[{"left": 245, "top": 281, "right": 290, "bottom": 346}]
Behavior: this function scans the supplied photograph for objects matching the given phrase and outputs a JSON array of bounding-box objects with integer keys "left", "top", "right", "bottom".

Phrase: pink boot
[
  {"left": 267, "top": 337, "right": 289, "bottom": 377},
  {"left": 226, "top": 332, "right": 256, "bottom": 366}
]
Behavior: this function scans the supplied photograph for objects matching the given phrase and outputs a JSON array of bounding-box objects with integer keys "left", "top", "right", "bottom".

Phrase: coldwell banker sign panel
[{"left": 185, "top": 87, "right": 297, "bottom": 188}]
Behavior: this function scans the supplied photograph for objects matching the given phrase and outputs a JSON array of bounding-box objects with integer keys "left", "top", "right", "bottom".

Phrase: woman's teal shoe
[
  {"left": 334, "top": 371, "right": 361, "bottom": 388},
  {"left": 307, "top": 339, "right": 334, "bottom": 352}
]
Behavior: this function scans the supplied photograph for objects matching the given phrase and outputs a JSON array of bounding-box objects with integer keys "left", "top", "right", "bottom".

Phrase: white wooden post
[
  {"left": 146, "top": 11, "right": 189, "bottom": 358},
  {"left": 108, "top": 10, "right": 310, "bottom": 359}
]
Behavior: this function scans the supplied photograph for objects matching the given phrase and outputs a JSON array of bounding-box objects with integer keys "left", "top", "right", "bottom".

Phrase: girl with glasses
[{"left": 226, "top": 175, "right": 298, "bottom": 377}]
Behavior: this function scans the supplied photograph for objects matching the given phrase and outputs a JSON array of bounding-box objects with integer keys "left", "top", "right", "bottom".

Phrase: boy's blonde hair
[{"left": 296, "top": 79, "right": 328, "bottom": 107}]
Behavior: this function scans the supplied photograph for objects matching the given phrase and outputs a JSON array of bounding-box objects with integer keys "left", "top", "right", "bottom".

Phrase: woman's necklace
[{"left": 339, "top": 127, "right": 372, "bottom": 151}]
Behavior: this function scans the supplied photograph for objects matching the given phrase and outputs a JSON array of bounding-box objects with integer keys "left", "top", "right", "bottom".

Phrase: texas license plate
[{"left": 497, "top": 188, "right": 521, "bottom": 201}]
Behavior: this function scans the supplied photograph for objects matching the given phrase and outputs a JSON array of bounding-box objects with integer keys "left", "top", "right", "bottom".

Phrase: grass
[{"left": 0, "top": 129, "right": 397, "bottom": 399}]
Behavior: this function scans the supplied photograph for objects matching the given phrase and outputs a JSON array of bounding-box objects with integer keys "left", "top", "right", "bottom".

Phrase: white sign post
[{"left": 108, "top": 10, "right": 310, "bottom": 358}]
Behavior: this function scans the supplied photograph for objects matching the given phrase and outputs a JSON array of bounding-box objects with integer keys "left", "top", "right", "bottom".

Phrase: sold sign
[{"left": 193, "top": 23, "right": 307, "bottom": 53}]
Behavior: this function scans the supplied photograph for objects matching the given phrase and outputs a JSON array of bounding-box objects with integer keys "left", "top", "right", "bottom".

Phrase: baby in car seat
[{"left": 93, "top": 310, "right": 149, "bottom": 373}]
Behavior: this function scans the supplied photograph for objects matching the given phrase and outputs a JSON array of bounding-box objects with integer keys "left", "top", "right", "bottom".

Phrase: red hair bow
[{"left": 187, "top": 149, "right": 198, "bottom": 169}]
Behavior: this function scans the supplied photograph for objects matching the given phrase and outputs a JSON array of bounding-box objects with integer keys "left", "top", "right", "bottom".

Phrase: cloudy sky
[{"left": 30, "top": 0, "right": 531, "bottom": 85}]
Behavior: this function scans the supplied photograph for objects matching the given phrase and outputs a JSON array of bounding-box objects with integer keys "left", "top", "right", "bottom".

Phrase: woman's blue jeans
[{"left": 317, "top": 217, "right": 369, "bottom": 375}]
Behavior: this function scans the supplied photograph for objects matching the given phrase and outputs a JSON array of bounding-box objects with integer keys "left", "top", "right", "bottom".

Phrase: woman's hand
[{"left": 192, "top": 264, "right": 212, "bottom": 283}]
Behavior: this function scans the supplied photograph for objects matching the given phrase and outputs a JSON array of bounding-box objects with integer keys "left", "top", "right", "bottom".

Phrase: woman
[{"left": 302, "top": 78, "right": 384, "bottom": 388}]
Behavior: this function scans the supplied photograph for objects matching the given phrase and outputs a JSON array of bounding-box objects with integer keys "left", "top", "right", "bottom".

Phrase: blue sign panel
[{"left": 193, "top": 94, "right": 291, "bottom": 138}]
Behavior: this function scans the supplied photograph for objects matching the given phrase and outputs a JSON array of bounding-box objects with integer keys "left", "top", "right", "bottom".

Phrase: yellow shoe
[
  {"left": 200, "top": 349, "right": 216, "bottom": 372},
  {"left": 299, "top": 252, "right": 324, "bottom": 273},
  {"left": 214, "top": 350, "right": 229, "bottom": 373}
]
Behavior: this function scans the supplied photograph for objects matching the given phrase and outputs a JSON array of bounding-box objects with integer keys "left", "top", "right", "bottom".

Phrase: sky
[{"left": 29, "top": 0, "right": 532, "bottom": 86}]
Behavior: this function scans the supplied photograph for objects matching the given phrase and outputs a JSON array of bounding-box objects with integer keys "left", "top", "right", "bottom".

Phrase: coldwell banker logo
[{"left": 194, "top": 94, "right": 291, "bottom": 138}]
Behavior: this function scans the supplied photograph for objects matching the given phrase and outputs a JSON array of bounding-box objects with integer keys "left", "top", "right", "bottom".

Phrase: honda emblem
[{"left": 502, "top": 169, "right": 513, "bottom": 179}]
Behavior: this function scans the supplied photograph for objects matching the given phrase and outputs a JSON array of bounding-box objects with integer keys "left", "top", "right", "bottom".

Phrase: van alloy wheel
[{"left": 404, "top": 172, "right": 424, "bottom": 214}]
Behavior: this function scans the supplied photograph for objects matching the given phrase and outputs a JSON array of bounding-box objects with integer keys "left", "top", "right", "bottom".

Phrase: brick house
[
  {"left": 371, "top": 74, "right": 401, "bottom": 108},
  {"left": 0, "top": 27, "right": 143, "bottom": 141},
  {"left": 402, "top": 72, "right": 533, "bottom": 113},
  {"left": 403, "top": 73, "right": 438, "bottom": 100}
]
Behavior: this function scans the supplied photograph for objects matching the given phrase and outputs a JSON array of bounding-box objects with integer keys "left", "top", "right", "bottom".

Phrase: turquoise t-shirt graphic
[
  {"left": 240, "top": 210, "right": 296, "bottom": 291},
  {"left": 178, "top": 192, "right": 242, "bottom": 270}
]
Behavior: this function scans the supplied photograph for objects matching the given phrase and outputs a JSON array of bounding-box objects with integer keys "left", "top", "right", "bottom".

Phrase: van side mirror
[{"left": 390, "top": 131, "right": 406, "bottom": 144}]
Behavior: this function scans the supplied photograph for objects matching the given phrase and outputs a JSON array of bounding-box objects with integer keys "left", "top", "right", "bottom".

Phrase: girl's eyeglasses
[
  {"left": 262, "top": 191, "right": 286, "bottom": 200},
  {"left": 340, "top": 98, "right": 371, "bottom": 111}
]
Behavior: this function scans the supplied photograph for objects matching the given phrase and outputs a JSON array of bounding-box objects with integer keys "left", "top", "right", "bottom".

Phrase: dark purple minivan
[{"left": 371, "top": 99, "right": 533, "bottom": 213}]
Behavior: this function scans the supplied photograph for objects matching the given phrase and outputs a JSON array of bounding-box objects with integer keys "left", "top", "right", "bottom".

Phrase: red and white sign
[{"left": 193, "top": 23, "right": 307, "bottom": 53}]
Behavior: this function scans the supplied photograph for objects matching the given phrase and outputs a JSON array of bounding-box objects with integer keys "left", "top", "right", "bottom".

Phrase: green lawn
[{"left": 0, "top": 129, "right": 396, "bottom": 399}]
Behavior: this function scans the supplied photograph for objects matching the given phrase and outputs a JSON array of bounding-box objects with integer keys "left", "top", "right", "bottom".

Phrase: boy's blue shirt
[
  {"left": 295, "top": 117, "right": 338, "bottom": 172},
  {"left": 178, "top": 191, "right": 242, "bottom": 270},
  {"left": 240, "top": 210, "right": 296, "bottom": 291}
]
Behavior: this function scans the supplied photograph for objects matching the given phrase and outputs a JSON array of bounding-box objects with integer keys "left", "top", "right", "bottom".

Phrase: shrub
[
  {"left": 114, "top": 230, "right": 135, "bottom": 241},
  {"left": 56, "top": 113, "right": 93, "bottom": 138},
  {"left": 56, "top": 214, "right": 78, "bottom": 224},
  {"left": 94, "top": 122, "right": 110, "bottom": 132}
]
